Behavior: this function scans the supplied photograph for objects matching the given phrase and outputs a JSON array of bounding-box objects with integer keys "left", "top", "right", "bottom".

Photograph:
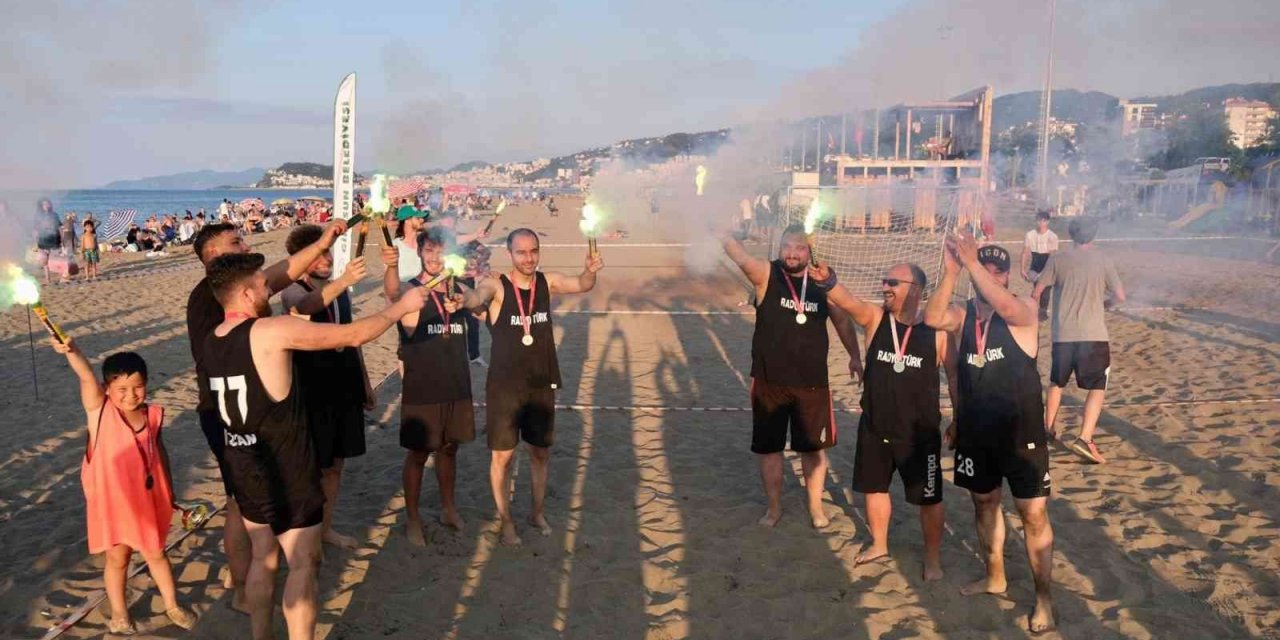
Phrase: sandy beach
[{"left": 2, "top": 197, "right": 1278, "bottom": 639}]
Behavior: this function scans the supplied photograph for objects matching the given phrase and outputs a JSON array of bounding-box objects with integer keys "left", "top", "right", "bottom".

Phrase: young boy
[
  {"left": 81, "top": 219, "right": 100, "bottom": 280},
  {"left": 53, "top": 337, "right": 197, "bottom": 635}
]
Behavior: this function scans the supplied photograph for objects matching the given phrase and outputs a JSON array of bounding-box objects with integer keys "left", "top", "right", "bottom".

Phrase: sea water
[{"left": 6, "top": 189, "right": 331, "bottom": 226}]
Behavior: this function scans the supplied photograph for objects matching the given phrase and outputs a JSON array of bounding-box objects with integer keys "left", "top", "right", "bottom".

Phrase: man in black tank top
[
  {"left": 279, "top": 224, "right": 373, "bottom": 551},
  {"left": 818, "top": 262, "right": 957, "bottom": 581},
  {"left": 722, "top": 224, "right": 862, "bottom": 529},
  {"left": 924, "top": 233, "right": 1056, "bottom": 633},
  {"left": 203, "top": 252, "right": 425, "bottom": 640},
  {"left": 381, "top": 228, "right": 475, "bottom": 547},
  {"left": 461, "top": 228, "right": 603, "bottom": 546},
  {"left": 185, "top": 219, "right": 350, "bottom": 611}
]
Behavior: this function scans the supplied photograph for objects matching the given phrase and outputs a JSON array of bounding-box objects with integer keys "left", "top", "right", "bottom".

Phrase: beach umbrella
[
  {"left": 388, "top": 178, "right": 424, "bottom": 202},
  {"left": 272, "top": 198, "right": 294, "bottom": 207},
  {"left": 297, "top": 196, "right": 328, "bottom": 202}
]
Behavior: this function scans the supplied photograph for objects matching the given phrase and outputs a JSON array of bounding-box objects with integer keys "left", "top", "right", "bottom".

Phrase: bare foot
[
  {"left": 528, "top": 514, "right": 551, "bottom": 537},
  {"left": 499, "top": 520, "right": 522, "bottom": 546},
  {"left": 810, "top": 508, "right": 830, "bottom": 529},
  {"left": 440, "top": 509, "right": 464, "bottom": 530},
  {"left": 228, "top": 588, "right": 251, "bottom": 616},
  {"left": 323, "top": 529, "right": 359, "bottom": 550},
  {"left": 1029, "top": 598, "right": 1055, "bottom": 633},
  {"left": 405, "top": 520, "right": 427, "bottom": 547},
  {"left": 758, "top": 509, "right": 782, "bottom": 528},
  {"left": 960, "top": 575, "right": 1008, "bottom": 596},
  {"left": 854, "top": 546, "right": 889, "bottom": 566},
  {"left": 923, "top": 560, "right": 944, "bottom": 582}
]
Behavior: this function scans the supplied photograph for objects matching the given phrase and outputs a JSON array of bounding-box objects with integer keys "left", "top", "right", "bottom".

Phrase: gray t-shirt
[{"left": 1039, "top": 247, "right": 1123, "bottom": 343}]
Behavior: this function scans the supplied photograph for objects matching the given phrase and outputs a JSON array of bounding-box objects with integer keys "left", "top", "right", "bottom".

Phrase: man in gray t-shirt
[{"left": 1033, "top": 218, "right": 1125, "bottom": 464}]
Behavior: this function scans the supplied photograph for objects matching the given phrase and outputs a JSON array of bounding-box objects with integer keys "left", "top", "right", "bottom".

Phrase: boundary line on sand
[
  {"left": 468, "top": 396, "right": 1280, "bottom": 414},
  {"left": 552, "top": 306, "right": 1203, "bottom": 315}
]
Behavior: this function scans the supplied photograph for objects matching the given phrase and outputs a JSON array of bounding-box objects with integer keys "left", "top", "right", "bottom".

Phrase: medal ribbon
[
  {"left": 510, "top": 273, "right": 536, "bottom": 340},
  {"left": 780, "top": 266, "right": 809, "bottom": 320},
  {"left": 974, "top": 312, "right": 993, "bottom": 362},
  {"left": 124, "top": 410, "right": 155, "bottom": 490},
  {"left": 888, "top": 313, "right": 914, "bottom": 363},
  {"left": 427, "top": 288, "right": 450, "bottom": 334}
]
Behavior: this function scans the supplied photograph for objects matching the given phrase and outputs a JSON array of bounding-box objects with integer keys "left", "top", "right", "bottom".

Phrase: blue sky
[{"left": 3, "top": 0, "right": 1276, "bottom": 188}]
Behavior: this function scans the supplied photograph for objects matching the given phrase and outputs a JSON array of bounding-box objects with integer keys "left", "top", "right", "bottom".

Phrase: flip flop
[{"left": 1070, "top": 439, "right": 1105, "bottom": 464}]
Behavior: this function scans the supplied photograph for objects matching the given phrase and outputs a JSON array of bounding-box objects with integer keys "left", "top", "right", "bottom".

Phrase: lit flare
[
  {"left": 421, "top": 254, "right": 469, "bottom": 289},
  {"left": 803, "top": 198, "right": 824, "bottom": 267},
  {"left": 695, "top": 165, "right": 707, "bottom": 196},
  {"left": 579, "top": 203, "right": 603, "bottom": 258}
]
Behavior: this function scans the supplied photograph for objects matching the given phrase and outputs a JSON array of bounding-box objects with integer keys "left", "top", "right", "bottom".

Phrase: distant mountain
[
  {"left": 993, "top": 90, "right": 1120, "bottom": 131},
  {"left": 448, "top": 161, "right": 491, "bottom": 172},
  {"left": 254, "top": 162, "right": 333, "bottom": 188},
  {"left": 1132, "top": 82, "right": 1280, "bottom": 115},
  {"left": 100, "top": 168, "right": 265, "bottom": 190}
]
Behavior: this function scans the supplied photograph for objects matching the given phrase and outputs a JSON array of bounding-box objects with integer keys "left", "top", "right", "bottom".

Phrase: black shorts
[
  {"left": 1050, "top": 341, "right": 1110, "bottom": 390},
  {"left": 197, "top": 409, "right": 234, "bottom": 496},
  {"left": 224, "top": 450, "right": 325, "bottom": 535},
  {"left": 401, "top": 400, "right": 476, "bottom": 452},
  {"left": 851, "top": 418, "right": 943, "bottom": 505},
  {"left": 750, "top": 379, "right": 836, "bottom": 454},
  {"left": 486, "top": 386, "right": 556, "bottom": 450},
  {"left": 953, "top": 429, "right": 1051, "bottom": 500},
  {"left": 307, "top": 401, "right": 367, "bottom": 469}
]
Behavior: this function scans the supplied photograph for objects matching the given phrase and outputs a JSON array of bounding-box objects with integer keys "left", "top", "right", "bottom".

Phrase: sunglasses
[{"left": 882, "top": 278, "right": 917, "bottom": 287}]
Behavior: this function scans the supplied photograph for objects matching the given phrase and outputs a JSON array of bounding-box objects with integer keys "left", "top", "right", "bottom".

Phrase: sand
[{"left": 1, "top": 198, "right": 1278, "bottom": 639}]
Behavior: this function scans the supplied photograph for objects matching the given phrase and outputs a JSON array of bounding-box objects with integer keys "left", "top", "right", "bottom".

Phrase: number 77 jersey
[
  {"left": 202, "top": 319, "right": 309, "bottom": 456},
  {"left": 202, "top": 318, "right": 324, "bottom": 532}
]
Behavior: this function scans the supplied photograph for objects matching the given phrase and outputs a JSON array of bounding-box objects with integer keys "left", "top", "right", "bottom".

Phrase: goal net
[{"left": 775, "top": 184, "right": 980, "bottom": 299}]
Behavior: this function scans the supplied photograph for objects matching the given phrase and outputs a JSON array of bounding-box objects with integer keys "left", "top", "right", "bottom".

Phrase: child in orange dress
[{"left": 53, "top": 337, "right": 197, "bottom": 635}]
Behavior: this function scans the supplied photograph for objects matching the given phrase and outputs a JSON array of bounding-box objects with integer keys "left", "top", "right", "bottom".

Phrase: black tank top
[
  {"left": 398, "top": 279, "right": 471, "bottom": 404},
  {"left": 201, "top": 319, "right": 317, "bottom": 500},
  {"left": 291, "top": 282, "right": 366, "bottom": 404},
  {"left": 487, "top": 273, "right": 561, "bottom": 389},
  {"left": 860, "top": 313, "right": 940, "bottom": 440},
  {"left": 957, "top": 300, "right": 1045, "bottom": 443},
  {"left": 751, "top": 260, "right": 829, "bottom": 387}
]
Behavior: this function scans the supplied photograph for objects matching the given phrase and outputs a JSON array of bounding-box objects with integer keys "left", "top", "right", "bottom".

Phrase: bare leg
[
  {"left": 961, "top": 489, "right": 1008, "bottom": 596},
  {"left": 320, "top": 459, "right": 357, "bottom": 549},
  {"left": 141, "top": 549, "right": 196, "bottom": 629},
  {"left": 436, "top": 444, "right": 463, "bottom": 530},
  {"left": 526, "top": 444, "right": 552, "bottom": 536},
  {"left": 799, "top": 451, "right": 829, "bottom": 528},
  {"left": 225, "top": 498, "right": 252, "bottom": 613},
  {"left": 757, "top": 453, "right": 783, "bottom": 527},
  {"left": 277, "top": 524, "right": 322, "bottom": 640},
  {"left": 402, "top": 450, "right": 431, "bottom": 547},
  {"left": 104, "top": 544, "right": 132, "bottom": 628},
  {"left": 1044, "top": 384, "right": 1064, "bottom": 439},
  {"left": 242, "top": 519, "right": 282, "bottom": 640},
  {"left": 1079, "top": 389, "right": 1106, "bottom": 443},
  {"left": 920, "top": 502, "right": 945, "bottom": 581},
  {"left": 489, "top": 449, "right": 521, "bottom": 545},
  {"left": 855, "top": 492, "right": 890, "bottom": 564},
  {"left": 1015, "top": 497, "right": 1055, "bottom": 632}
]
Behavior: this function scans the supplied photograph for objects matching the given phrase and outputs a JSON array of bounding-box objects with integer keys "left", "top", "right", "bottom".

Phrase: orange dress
[{"left": 81, "top": 402, "right": 173, "bottom": 554}]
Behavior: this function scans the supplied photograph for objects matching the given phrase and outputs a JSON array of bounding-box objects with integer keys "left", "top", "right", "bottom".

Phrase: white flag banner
[{"left": 331, "top": 72, "right": 357, "bottom": 279}]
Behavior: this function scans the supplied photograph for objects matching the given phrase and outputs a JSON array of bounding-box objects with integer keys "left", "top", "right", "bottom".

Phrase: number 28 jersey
[{"left": 201, "top": 319, "right": 319, "bottom": 518}]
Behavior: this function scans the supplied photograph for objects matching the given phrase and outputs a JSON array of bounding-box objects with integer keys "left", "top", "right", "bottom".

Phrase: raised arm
[
  {"left": 952, "top": 233, "right": 1038, "bottom": 327},
  {"left": 721, "top": 233, "right": 770, "bottom": 288},
  {"left": 939, "top": 329, "right": 961, "bottom": 449},
  {"left": 545, "top": 251, "right": 604, "bottom": 295},
  {"left": 264, "top": 220, "right": 349, "bottom": 293},
  {"left": 810, "top": 263, "right": 882, "bottom": 330},
  {"left": 1020, "top": 236, "right": 1032, "bottom": 281},
  {"left": 924, "top": 242, "right": 966, "bottom": 333},
  {"left": 381, "top": 245, "right": 405, "bottom": 302},
  {"left": 459, "top": 276, "right": 500, "bottom": 313},
  {"left": 52, "top": 338, "right": 105, "bottom": 413},
  {"left": 258, "top": 290, "right": 425, "bottom": 352},
  {"left": 287, "top": 257, "right": 366, "bottom": 315}
]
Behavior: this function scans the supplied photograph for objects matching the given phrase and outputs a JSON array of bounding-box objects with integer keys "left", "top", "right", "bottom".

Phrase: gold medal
[
  {"left": 796, "top": 313, "right": 807, "bottom": 325},
  {"left": 973, "top": 353, "right": 986, "bottom": 368},
  {"left": 522, "top": 334, "right": 534, "bottom": 347}
]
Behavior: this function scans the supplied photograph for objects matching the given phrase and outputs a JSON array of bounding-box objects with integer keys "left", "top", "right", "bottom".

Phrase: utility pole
[{"left": 1036, "top": 0, "right": 1058, "bottom": 202}]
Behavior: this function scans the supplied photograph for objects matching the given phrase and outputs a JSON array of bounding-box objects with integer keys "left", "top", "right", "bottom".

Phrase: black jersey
[
  {"left": 751, "top": 260, "right": 829, "bottom": 387},
  {"left": 487, "top": 273, "right": 561, "bottom": 390},
  {"left": 859, "top": 313, "right": 940, "bottom": 440},
  {"left": 286, "top": 281, "right": 366, "bottom": 404},
  {"left": 957, "top": 300, "right": 1045, "bottom": 443},
  {"left": 399, "top": 278, "right": 471, "bottom": 404},
  {"left": 202, "top": 319, "right": 322, "bottom": 529},
  {"left": 186, "top": 277, "right": 222, "bottom": 413}
]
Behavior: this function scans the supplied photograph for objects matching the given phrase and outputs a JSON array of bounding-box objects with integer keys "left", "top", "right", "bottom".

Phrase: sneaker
[
  {"left": 470, "top": 356, "right": 488, "bottom": 368},
  {"left": 1070, "top": 439, "right": 1106, "bottom": 464}
]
